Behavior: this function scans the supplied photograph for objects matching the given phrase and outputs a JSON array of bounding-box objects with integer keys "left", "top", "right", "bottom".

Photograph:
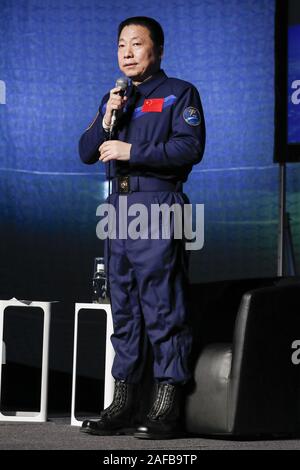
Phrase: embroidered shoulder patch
[{"left": 183, "top": 107, "right": 201, "bottom": 126}]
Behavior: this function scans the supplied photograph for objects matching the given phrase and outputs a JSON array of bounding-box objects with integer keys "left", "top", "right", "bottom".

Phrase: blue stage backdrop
[{"left": 0, "top": 0, "right": 299, "bottom": 300}]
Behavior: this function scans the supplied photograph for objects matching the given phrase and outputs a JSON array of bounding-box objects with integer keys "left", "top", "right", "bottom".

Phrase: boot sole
[{"left": 81, "top": 427, "right": 135, "bottom": 436}]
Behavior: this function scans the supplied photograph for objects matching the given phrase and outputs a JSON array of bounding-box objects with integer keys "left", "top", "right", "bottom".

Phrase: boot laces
[
  {"left": 147, "top": 384, "right": 176, "bottom": 420},
  {"left": 101, "top": 381, "right": 128, "bottom": 417}
]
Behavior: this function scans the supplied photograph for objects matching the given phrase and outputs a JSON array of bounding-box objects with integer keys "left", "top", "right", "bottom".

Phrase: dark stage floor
[{"left": 0, "top": 417, "right": 300, "bottom": 451}]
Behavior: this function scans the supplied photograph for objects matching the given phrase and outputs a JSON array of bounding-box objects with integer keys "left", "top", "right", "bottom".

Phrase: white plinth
[
  {"left": 71, "top": 302, "right": 114, "bottom": 426},
  {"left": 0, "top": 299, "right": 51, "bottom": 422}
]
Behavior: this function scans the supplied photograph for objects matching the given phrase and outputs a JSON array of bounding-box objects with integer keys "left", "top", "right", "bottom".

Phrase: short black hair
[{"left": 118, "top": 16, "right": 164, "bottom": 49}]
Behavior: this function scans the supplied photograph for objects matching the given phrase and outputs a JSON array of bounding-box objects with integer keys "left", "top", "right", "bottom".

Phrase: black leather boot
[
  {"left": 80, "top": 380, "right": 136, "bottom": 436},
  {"left": 134, "top": 383, "right": 184, "bottom": 439}
]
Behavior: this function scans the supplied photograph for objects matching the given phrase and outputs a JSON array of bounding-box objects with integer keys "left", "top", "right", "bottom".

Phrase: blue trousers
[{"left": 104, "top": 191, "right": 192, "bottom": 384}]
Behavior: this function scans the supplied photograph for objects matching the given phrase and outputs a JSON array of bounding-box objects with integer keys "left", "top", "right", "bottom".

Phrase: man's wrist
[{"left": 102, "top": 116, "right": 111, "bottom": 130}]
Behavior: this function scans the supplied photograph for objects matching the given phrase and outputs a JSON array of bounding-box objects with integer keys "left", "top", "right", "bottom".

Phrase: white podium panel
[
  {"left": 71, "top": 303, "right": 114, "bottom": 426},
  {"left": 0, "top": 299, "right": 51, "bottom": 422}
]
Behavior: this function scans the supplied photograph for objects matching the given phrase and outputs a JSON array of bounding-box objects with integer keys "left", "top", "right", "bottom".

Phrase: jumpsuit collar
[{"left": 135, "top": 69, "right": 169, "bottom": 97}]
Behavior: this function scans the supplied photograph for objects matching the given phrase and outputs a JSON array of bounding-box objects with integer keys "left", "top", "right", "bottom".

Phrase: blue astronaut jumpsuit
[{"left": 79, "top": 69, "right": 205, "bottom": 385}]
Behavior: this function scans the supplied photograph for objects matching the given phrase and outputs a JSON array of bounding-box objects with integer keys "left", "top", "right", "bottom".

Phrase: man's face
[{"left": 118, "top": 24, "right": 162, "bottom": 83}]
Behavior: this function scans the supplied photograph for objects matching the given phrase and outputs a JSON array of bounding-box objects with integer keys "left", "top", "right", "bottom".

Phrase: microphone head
[{"left": 115, "top": 77, "right": 129, "bottom": 92}]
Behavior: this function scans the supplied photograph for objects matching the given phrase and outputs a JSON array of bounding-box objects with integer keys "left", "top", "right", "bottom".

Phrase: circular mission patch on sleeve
[{"left": 183, "top": 106, "right": 201, "bottom": 126}]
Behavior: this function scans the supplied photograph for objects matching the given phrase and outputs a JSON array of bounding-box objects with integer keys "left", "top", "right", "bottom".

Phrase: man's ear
[{"left": 159, "top": 46, "right": 164, "bottom": 60}]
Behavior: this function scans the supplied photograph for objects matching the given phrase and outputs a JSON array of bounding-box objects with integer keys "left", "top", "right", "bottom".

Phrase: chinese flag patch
[{"left": 142, "top": 98, "right": 164, "bottom": 112}]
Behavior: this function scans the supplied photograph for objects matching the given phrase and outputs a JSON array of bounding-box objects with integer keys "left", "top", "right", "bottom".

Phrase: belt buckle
[{"left": 118, "top": 176, "right": 130, "bottom": 193}]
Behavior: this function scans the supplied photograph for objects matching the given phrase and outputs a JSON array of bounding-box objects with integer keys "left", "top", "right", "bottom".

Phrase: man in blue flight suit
[{"left": 79, "top": 16, "right": 205, "bottom": 439}]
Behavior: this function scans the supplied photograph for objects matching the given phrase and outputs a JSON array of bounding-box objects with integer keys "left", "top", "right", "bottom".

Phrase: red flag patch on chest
[{"left": 142, "top": 98, "right": 164, "bottom": 112}]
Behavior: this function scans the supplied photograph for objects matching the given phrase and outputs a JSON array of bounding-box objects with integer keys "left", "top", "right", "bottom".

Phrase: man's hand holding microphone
[{"left": 99, "top": 79, "right": 132, "bottom": 163}]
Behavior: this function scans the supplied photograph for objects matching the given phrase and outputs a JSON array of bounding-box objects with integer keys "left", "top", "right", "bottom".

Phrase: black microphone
[{"left": 110, "top": 76, "right": 129, "bottom": 133}]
